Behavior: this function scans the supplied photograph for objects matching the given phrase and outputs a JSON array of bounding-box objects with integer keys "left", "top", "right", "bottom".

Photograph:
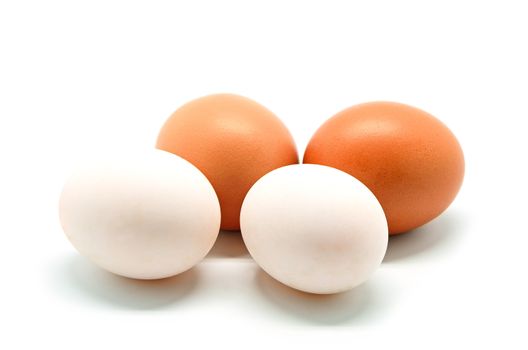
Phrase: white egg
[
  {"left": 240, "top": 164, "right": 388, "bottom": 294},
  {"left": 59, "top": 149, "right": 221, "bottom": 279}
]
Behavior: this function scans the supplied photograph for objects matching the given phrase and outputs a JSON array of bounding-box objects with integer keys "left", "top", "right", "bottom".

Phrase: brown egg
[
  {"left": 157, "top": 94, "right": 298, "bottom": 230},
  {"left": 304, "top": 102, "right": 464, "bottom": 235}
]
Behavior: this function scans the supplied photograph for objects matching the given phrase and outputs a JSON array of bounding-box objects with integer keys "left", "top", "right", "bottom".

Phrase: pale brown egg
[{"left": 157, "top": 94, "right": 298, "bottom": 230}]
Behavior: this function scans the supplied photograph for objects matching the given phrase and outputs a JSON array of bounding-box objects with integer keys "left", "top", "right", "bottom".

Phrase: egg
[
  {"left": 156, "top": 94, "right": 298, "bottom": 230},
  {"left": 59, "top": 149, "right": 221, "bottom": 279},
  {"left": 240, "top": 164, "right": 388, "bottom": 294},
  {"left": 304, "top": 102, "right": 465, "bottom": 234}
]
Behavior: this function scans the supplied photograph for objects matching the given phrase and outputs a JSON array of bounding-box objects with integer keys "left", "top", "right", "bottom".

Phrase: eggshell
[
  {"left": 304, "top": 102, "right": 465, "bottom": 234},
  {"left": 156, "top": 94, "right": 298, "bottom": 230},
  {"left": 240, "top": 164, "right": 388, "bottom": 294},
  {"left": 59, "top": 149, "right": 221, "bottom": 279}
]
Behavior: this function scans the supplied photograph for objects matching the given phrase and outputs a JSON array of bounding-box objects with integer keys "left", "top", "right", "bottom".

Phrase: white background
[{"left": 1, "top": 0, "right": 527, "bottom": 348}]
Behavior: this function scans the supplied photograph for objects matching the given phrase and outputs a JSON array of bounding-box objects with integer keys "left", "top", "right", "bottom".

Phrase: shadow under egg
[
  {"left": 253, "top": 269, "right": 384, "bottom": 325},
  {"left": 54, "top": 254, "right": 199, "bottom": 310},
  {"left": 205, "top": 230, "right": 251, "bottom": 259},
  {"left": 384, "top": 210, "right": 468, "bottom": 263}
]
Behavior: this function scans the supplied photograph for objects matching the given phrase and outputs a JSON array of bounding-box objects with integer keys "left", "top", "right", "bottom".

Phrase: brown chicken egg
[
  {"left": 157, "top": 94, "right": 298, "bottom": 230},
  {"left": 304, "top": 102, "right": 464, "bottom": 235}
]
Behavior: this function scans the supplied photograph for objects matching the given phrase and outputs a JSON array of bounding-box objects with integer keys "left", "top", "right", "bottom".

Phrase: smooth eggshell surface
[
  {"left": 304, "top": 102, "right": 464, "bottom": 234},
  {"left": 59, "top": 150, "right": 221, "bottom": 279},
  {"left": 240, "top": 164, "right": 388, "bottom": 294},
  {"left": 156, "top": 94, "right": 298, "bottom": 230}
]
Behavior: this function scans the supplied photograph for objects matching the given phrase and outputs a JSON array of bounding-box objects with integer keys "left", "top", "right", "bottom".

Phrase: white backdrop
[{"left": 1, "top": 1, "right": 526, "bottom": 348}]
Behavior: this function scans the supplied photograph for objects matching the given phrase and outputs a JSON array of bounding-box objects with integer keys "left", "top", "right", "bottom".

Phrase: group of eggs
[{"left": 59, "top": 94, "right": 464, "bottom": 294}]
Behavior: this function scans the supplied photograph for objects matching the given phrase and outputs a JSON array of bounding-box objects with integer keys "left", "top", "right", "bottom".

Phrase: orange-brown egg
[
  {"left": 304, "top": 102, "right": 464, "bottom": 235},
  {"left": 157, "top": 94, "right": 298, "bottom": 230}
]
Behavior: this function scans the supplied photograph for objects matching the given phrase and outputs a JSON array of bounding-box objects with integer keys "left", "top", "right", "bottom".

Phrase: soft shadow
[
  {"left": 206, "top": 230, "right": 250, "bottom": 259},
  {"left": 55, "top": 255, "right": 199, "bottom": 310},
  {"left": 384, "top": 211, "right": 468, "bottom": 263},
  {"left": 255, "top": 269, "right": 381, "bottom": 325}
]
